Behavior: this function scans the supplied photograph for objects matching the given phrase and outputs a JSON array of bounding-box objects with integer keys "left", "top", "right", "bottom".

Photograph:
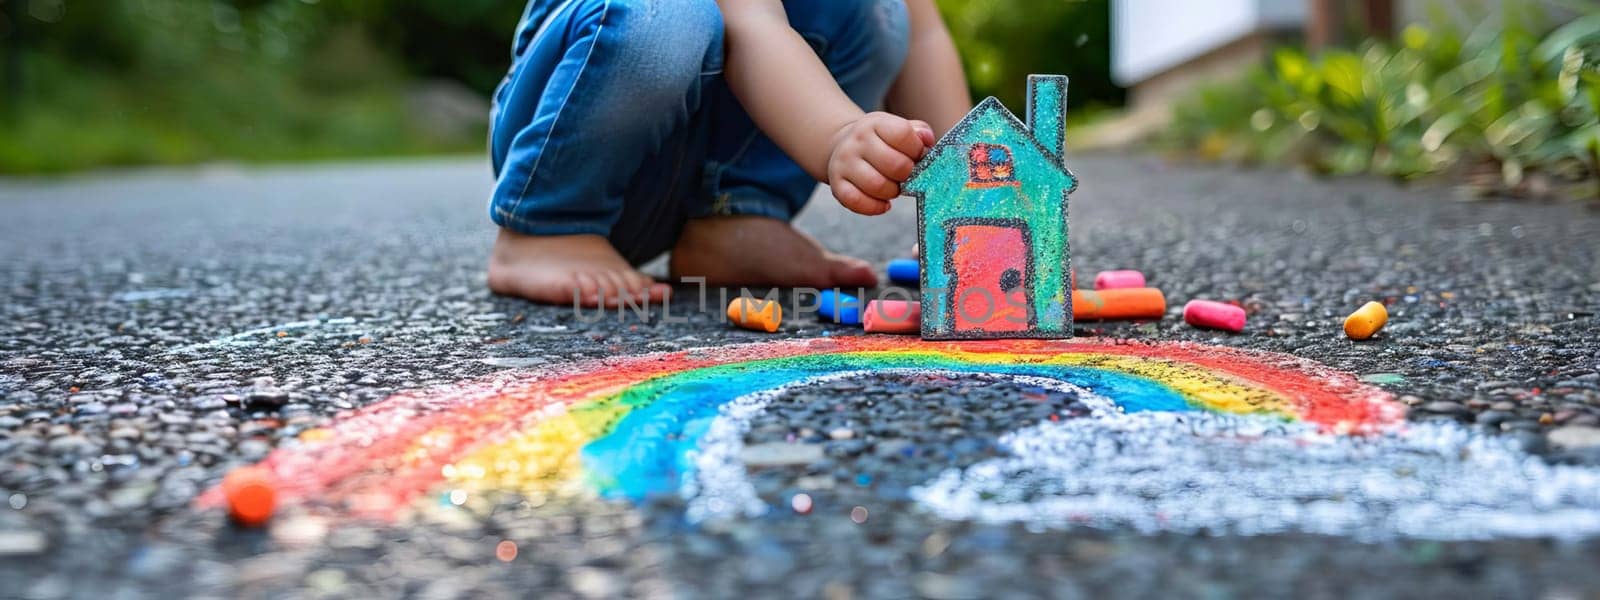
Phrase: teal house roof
[{"left": 903, "top": 79, "right": 1078, "bottom": 197}]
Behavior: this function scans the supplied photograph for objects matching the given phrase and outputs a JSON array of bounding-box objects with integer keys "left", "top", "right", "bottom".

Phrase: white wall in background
[{"left": 1112, "top": 0, "right": 1307, "bottom": 85}]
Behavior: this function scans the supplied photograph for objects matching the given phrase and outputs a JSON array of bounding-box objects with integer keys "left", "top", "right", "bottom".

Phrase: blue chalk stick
[
  {"left": 818, "top": 290, "right": 863, "bottom": 325},
  {"left": 887, "top": 258, "right": 919, "bottom": 285}
]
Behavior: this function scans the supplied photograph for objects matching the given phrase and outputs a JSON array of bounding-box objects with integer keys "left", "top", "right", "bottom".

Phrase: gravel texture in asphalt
[{"left": 2, "top": 156, "right": 1599, "bottom": 598}]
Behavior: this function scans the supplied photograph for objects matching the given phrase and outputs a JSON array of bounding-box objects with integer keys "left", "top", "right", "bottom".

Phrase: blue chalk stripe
[{"left": 579, "top": 354, "right": 1196, "bottom": 502}]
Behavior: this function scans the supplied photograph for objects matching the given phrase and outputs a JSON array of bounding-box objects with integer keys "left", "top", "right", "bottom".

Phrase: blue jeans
[{"left": 488, "top": 0, "right": 911, "bottom": 265}]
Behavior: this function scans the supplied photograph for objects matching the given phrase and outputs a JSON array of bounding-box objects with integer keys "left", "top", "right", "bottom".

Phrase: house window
[{"left": 967, "top": 143, "right": 1016, "bottom": 186}]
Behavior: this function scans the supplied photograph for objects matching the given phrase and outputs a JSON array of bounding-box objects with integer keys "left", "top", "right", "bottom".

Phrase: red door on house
[{"left": 948, "top": 224, "right": 1031, "bottom": 333}]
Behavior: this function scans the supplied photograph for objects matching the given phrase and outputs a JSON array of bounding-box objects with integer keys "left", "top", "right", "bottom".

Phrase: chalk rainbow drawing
[
  {"left": 197, "top": 337, "right": 1600, "bottom": 540},
  {"left": 198, "top": 338, "right": 1394, "bottom": 510}
]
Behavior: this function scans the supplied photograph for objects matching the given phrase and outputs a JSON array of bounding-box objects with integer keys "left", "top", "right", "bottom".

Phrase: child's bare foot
[
  {"left": 668, "top": 216, "right": 878, "bottom": 288},
  {"left": 487, "top": 230, "right": 670, "bottom": 307}
]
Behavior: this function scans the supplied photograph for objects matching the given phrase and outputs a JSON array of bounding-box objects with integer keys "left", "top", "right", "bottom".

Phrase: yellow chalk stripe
[
  {"left": 446, "top": 395, "right": 631, "bottom": 496},
  {"left": 1044, "top": 354, "right": 1292, "bottom": 417},
  {"left": 850, "top": 350, "right": 1293, "bottom": 417}
]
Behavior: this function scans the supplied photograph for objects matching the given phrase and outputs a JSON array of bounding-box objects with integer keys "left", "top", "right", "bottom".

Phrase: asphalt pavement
[{"left": 2, "top": 155, "right": 1599, "bottom": 598}]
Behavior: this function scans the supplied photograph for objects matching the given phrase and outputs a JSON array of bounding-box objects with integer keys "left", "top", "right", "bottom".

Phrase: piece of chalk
[
  {"left": 1344, "top": 301, "right": 1388, "bottom": 340},
  {"left": 222, "top": 466, "right": 277, "bottom": 527},
  {"left": 863, "top": 300, "right": 921, "bottom": 334},
  {"left": 1072, "top": 288, "right": 1166, "bottom": 320},
  {"left": 726, "top": 297, "right": 782, "bottom": 333},
  {"left": 1183, "top": 300, "right": 1247, "bottom": 333},
  {"left": 817, "top": 290, "right": 863, "bottom": 325},
  {"left": 887, "top": 258, "right": 919, "bottom": 285},
  {"left": 1094, "top": 270, "right": 1146, "bottom": 290}
]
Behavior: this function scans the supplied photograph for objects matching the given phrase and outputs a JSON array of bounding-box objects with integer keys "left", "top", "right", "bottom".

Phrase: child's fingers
[
  {"left": 843, "top": 159, "right": 899, "bottom": 200},
  {"left": 832, "top": 179, "right": 890, "bottom": 216},
  {"left": 871, "top": 116, "right": 928, "bottom": 161},
  {"left": 909, "top": 120, "right": 936, "bottom": 150},
  {"left": 862, "top": 139, "right": 916, "bottom": 182}
]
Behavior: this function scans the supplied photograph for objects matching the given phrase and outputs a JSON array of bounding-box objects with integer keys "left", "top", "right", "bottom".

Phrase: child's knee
[{"left": 594, "top": 0, "right": 724, "bottom": 93}]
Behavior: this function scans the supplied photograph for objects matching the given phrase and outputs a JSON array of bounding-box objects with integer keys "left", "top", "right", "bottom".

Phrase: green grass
[{"left": 0, "top": 55, "right": 481, "bottom": 174}]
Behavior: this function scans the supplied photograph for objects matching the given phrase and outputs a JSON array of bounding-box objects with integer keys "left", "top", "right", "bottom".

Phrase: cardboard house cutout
[{"left": 903, "top": 75, "right": 1077, "bottom": 340}]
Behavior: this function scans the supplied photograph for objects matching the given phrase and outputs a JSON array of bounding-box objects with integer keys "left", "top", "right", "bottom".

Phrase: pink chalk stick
[
  {"left": 1094, "top": 270, "right": 1146, "bottom": 290},
  {"left": 1183, "top": 300, "right": 1247, "bottom": 333},
  {"left": 863, "top": 300, "right": 921, "bottom": 334}
]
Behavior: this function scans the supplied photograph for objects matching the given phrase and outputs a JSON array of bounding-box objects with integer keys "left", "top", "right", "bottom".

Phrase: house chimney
[{"left": 1026, "top": 75, "right": 1068, "bottom": 166}]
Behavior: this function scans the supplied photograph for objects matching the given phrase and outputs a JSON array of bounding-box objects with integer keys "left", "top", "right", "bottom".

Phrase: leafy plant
[{"left": 1163, "top": 2, "right": 1600, "bottom": 199}]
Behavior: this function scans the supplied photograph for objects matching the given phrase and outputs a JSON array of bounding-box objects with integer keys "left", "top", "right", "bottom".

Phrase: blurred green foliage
[
  {"left": 937, "top": 0, "right": 1122, "bottom": 116},
  {"left": 0, "top": 0, "right": 1119, "bottom": 174},
  {"left": 0, "top": 0, "right": 516, "bottom": 173},
  {"left": 1164, "top": 2, "right": 1600, "bottom": 198}
]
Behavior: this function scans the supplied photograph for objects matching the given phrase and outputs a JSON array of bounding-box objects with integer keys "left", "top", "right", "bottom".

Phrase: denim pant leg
[
  {"left": 488, "top": 0, "right": 723, "bottom": 263},
  {"left": 698, "top": 0, "right": 911, "bottom": 222}
]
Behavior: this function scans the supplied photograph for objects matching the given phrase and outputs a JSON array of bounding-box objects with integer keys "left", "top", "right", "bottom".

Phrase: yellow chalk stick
[
  {"left": 727, "top": 298, "right": 782, "bottom": 333},
  {"left": 1343, "top": 301, "right": 1388, "bottom": 340}
]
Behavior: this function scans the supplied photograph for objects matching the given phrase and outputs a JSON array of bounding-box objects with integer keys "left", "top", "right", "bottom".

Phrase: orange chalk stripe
[
  {"left": 1072, "top": 288, "right": 1166, "bottom": 320},
  {"left": 1343, "top": 301, "right": 1388, "bottom": 340},
  {"left": 222, "top": 466, "right": 277, "bottom": 527},
  {"left": 726, "top": 298, "right": 782, "bottom": 333}
]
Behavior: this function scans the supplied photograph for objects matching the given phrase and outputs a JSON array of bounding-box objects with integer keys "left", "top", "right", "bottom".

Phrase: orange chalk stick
[
  {"left": 863, "top": 300, "right": 921, "bottom": 334},
  {"left": 222, "top": 466, "right": 277, "bottom": 527},
  {"left": 726, "top": 298, "right": 782, "bottom": 333},
  {"left": 1343, "top": 301, "right": 1388, "bottom": 340},
  {"left": 1072, "top": 288, "right": 1166, "bottom": 320}
]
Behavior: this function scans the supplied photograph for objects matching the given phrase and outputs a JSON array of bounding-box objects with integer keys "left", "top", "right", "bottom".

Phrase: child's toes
[
  {"left": 614, "top": 272, "right": 644, "bottom": 306},
  {"left": 606, "top": 271, "right": 641, "bottom": 307},
  {"left": 645, "top": 282, "right": 672, "bottom": 303},
  {"left": 596, "top": 272, "right": 627, "bottom": 308},
  {"left": 574, "top": 273, "right": 604, "bottom": 307},
  {"left": 620, "top": 271, "right": 651, "bottom": 299},
  {"left": 616, "top": 271, "right": 669, "bottom": 304}
]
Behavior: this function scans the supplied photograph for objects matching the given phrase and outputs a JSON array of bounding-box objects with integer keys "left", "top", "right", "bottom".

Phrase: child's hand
[{"left": 826, "top": 112, "right": 936, "bottom": 215}]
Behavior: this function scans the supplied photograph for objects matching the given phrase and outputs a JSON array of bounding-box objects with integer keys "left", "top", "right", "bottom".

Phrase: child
[{"left": 486, "top": 0, "right": 971, "bottom": 307}]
